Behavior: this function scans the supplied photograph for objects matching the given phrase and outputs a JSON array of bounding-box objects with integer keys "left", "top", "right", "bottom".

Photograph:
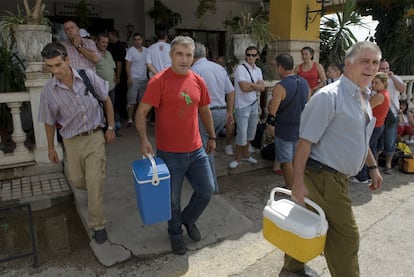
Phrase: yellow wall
[{"left": 269, "top": 0, "right": 322, "bottom": 42}]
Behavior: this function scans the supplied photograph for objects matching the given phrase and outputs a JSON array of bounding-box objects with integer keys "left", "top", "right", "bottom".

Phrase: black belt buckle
[{"left": 210, "top": 106, "right": 227, "bottom": 110}]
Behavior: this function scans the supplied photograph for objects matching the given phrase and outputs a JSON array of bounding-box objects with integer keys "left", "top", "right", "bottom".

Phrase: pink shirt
[{"left": 60, "top": 38, "right": 101, "bottom": 72}]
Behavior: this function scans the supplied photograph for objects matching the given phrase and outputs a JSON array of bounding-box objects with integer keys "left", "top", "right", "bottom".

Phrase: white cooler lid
[{"left": 263, "top": 199, "right": 328, "bottom": 239}]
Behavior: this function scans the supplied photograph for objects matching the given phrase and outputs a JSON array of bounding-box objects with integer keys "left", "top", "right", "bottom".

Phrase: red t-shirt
[
  {"left": 372, "top": 89, "right": 390, "bottom": 127},
  {"left": 297, "top": 62, "right": 319, "bottom": 89},
  {"left": 142, "top": 68, "right": 211, "bottom": 152}
]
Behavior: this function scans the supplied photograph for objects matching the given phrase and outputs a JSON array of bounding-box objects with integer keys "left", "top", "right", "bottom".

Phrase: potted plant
[
  {"left": 1, "top": 0, "right": 52, "bottom": 72},
  {"left": 224, "top": 10, "right": 277, "bottom": 63}
]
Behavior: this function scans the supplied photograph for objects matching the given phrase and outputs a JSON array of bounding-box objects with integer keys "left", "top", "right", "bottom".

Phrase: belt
[
  {"left": 306, "top": 158, "right": 348, "bottom": 178},
  {"left": 77, "top": 128, "right": 99, "bottom": 137},
  {"left": 210, "top": 106, "right": 227, "bottom": 110},
  {"left": 250, "top": 99, "right": 258, "bottom": 106}
]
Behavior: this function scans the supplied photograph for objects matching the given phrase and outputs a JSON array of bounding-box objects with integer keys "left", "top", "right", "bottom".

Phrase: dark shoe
[
  {"left": 171, "top": 238, "right": 187, "bottom": 255},
  {"left": 94, "top": 229, "right": 107, "bottom": 244},
  {"left": 184, "top": 223, "right": 201, "bottom": 241},
  {"left": 280, "top": 268, "right": 313, "bottom": 277}
]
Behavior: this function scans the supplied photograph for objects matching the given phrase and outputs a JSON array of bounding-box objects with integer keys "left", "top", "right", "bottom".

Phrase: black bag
[
  {"left": 384, "top": 109, "right": 396, "bottom": 128},
  {"left": 251, "top": 122, "right": 267, "bottom": 149},
  {"left": 260, "top": 143, "right": 275, "bottom": 161},
  {"left": 78, "top": 69, "right": 107, "bottom": 131}
]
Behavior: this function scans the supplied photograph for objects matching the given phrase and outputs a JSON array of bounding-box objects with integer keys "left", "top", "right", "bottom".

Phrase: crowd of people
[{"left": 37, "top": 20, "right": 411, "bottom": 276}]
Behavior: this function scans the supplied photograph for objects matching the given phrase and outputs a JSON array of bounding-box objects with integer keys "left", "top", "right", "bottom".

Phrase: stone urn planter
[
  {"left": 13, "top": 24, "right": 52, "bottom": 72},
  {"left": 232, "top": 34, "right": 257, "bottom": 63}
]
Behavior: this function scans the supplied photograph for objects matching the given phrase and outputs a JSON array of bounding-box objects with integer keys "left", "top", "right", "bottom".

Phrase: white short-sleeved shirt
[
  {"left": 191, "top": 57, "right": 234, "bottom": 107},
  {"left": 125, "top": 46, "right": 148, "bottom": 80},
  {"left": 146, "top": 41, "right": 171, "bottom": 77},
  {"left": 234, "top": 61, "right": 263, "bottom": 109}
]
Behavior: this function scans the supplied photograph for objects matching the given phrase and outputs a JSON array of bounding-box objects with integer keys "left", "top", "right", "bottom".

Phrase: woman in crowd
[
  {"left": 294, "top": 46, "right": 326, "bottom": 95},
  {"left": 397, "top": 99, "right": 414, "bottom": 144}
]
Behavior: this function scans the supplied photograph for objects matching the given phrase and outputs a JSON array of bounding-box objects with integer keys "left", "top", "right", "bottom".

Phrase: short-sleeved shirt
[
  {"left": 234, "top": 61, "right": 263, "bottom": 109},
  {"left": 146, "top": 41, "right": 171, "bottom": 77},
  {"left": 300, "top": 75, "right": 376, "bottom": 176},
  {"left": 191, "top": 57, "right": 234, "bottom": 108},
  {"left": 141, "top": 68, "right": 211, "bottom": 152},
  {"left": 38, "top": 68, "right": 109, "bottom": 139},
  {"left": 96, "top": 50, "right": 116, "bottom": 91},
  {"left": 125, "top": 46, "right": 148, "bottom": 80},
  {"left": 387, "top": 75, "right": 404, "bottom": 116},
  {"left": 60, "top": 38, "right": 102, "bottom": 72}
]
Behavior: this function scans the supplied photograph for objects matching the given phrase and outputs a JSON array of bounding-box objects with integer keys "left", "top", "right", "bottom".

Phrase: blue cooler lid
[{"left": 132, "top": 156, "right": 170, "bottom": 185}]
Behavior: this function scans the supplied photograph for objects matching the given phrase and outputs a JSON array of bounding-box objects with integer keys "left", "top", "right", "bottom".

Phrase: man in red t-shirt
[{"left": 135, "top": 36, "right": 216, "bottom": 255}]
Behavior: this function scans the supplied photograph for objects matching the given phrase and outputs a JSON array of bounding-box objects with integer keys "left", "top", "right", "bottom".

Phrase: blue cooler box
[{"left": 131, "top": 154, "right": 171, "bottom": 224}]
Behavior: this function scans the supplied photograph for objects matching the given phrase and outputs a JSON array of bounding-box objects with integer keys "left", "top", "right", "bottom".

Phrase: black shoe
[
  {"left": 184, "top": 223, "right": 201, "bottom": 241},
  {"left": 280, "top": 268, "right": 313, "bottom": 277},
  {"left": 94, "top": 229, "right": 107, "bottom": 244},
  {"left": 171, "top": 238, "right": 187, "bottom": 255}
]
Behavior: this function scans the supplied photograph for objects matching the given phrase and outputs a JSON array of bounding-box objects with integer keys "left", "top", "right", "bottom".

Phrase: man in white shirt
[
  {"left": 125, "top": 33, "right": 148, "bottom": 127},
  {"left": 229, "top": 46, "right": 265, "bottom": 169},
  {"left": 146, "top": 30, "right": 171, "bottom": 77},
  {"left": 379, "top": 59, "right": 407, "bottom": 174}
]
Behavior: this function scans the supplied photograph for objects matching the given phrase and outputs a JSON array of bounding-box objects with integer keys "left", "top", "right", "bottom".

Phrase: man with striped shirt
[{"left": 38, "top": 42, "right": 115, "bottom": 244}]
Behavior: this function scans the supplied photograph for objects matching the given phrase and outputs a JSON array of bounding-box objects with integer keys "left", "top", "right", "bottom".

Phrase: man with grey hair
[
  {"left": 192, "top": 42, "right": 235, "bottom": 192},
  {"left": 135, "top": 36, "right": 216, "bottom": 255},
  {"left": 286, "top": 41, "right": 383, "bottom": 276}
]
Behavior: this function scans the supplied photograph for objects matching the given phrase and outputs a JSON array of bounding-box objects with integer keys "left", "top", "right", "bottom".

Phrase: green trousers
[{"left": 283, "top": 166, "right": 360, "bottom": 277}]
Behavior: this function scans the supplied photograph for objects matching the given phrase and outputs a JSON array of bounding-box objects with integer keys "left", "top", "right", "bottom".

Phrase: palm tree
[{"left": 319, "top": 0, "right": 368, "bottom": 68}]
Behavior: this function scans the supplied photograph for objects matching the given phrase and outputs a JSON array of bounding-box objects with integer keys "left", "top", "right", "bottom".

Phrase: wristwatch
[{"left": 107, "top": 126, "right": 115, "bottom": 131}]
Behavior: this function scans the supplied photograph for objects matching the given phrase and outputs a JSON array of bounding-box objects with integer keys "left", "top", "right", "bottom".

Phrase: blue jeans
[
  {"left": 235, "top": 101, "right": 259, "bottom": 146},
  {"left": 274, "top": 136, "right": 297, "bottom": 163},
  {"left": 199, "top": 109, "right": 227, "bottom": 192},
  {"left": 355, "top": 125, "right": 385, "bottom": 181},
  {"left": 379, "top": 116, "right": 397, "bottom": 156},
  {"left": 157, "top": 148, "right": 214, "bottom": 240}
]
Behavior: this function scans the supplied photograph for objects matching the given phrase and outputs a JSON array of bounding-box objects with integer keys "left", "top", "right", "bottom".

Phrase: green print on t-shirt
[{"left": 180, "top": 92, "right": 192, "bottom": 105}]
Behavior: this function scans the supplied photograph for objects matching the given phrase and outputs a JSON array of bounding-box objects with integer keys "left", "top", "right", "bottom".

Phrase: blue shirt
[
  {"left": 191, "top": 57, "right": 234, "bottom": 107},
  {"left": 300, "top": 75, "right": 376, "bottom": 176}
]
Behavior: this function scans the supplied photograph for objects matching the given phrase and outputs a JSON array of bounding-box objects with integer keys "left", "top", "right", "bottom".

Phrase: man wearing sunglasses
[
  {"left": 229, "top": 46, "right": 265, "bottom": 169},
  {"left": 38, "top": 42, "right": 115, "bottom": 245}
]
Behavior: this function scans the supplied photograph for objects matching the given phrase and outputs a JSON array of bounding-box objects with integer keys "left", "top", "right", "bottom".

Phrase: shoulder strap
[
  {"left": 242, "top": 64, "right": 255, "bottom": 83},
  {"left": 78, "top": 69, "right": 102, "bottom": 105}
]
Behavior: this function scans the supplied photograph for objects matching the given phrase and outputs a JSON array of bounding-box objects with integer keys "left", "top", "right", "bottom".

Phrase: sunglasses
[
  {"left": 41, "top": 48, "right": 66, "bottom": 58},
  {"left": 246, "top": 53, "right": 257, "bottom": 57}
]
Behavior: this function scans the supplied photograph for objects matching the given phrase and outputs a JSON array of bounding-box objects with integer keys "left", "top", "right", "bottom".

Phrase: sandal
[
  {"left": 272, "top": 168, "right": 283, "bottom": 176},
  {"left": 383, "top": 167, "right": 392, "bottom": 174}
]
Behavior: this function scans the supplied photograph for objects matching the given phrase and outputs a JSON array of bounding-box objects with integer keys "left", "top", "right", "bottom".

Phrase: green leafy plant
[
  {"left": 1, "top": 0, "right": 49, "bottom": 26},
  {"left": 319, "top": 0, "right": 367, "bottom": 68},
  {"left": 147, "top": 0, "right": 182, "bottom": 35},
  {"left": 223, "top": 10, "right": 278, "bottom": 50},
  {"left": 195, "top": 0, "right": 216, "bottom": 19},
  {"left": 358, "top": 0, "right": 414, "bottom": 74}
]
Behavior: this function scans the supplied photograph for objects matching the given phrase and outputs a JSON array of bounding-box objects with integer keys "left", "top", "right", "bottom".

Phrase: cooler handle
[
  {"left": 146, "top": 153, "right": 160, "bottom": 186},
  {"left": 269, "top": 187, "right": 327, "bottom": 233}
]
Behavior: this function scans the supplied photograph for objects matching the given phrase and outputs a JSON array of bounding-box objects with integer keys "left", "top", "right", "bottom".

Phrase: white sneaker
[
  {"left": 405, "top": 139, "right": 414, "bottom": 145},
  {"left": 349, "top": 177, "right": 369, "bottom": 184},
  {"left": 229, "top": 160, "right": 239, "bottom": 169},
  {"left": 248, "top": 144, "right": 255, "bottom": 153},
  {"left": 224, "top": 145, "right": 234, "bottom": 156},
  {"left": 242, "top": 156, "right": 258, "bottom": 164}
]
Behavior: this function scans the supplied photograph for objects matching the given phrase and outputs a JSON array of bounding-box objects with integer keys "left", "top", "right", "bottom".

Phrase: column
[{"left": 26, "top": 72, "right": 63, "bottom": 164}]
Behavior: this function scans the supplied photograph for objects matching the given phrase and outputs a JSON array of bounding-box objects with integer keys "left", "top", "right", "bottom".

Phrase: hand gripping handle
[
  {"left": 146, "top": 153, "right": 160, "bottom": 186},
  {"left": 269, "top": 187, "right": 327, "bottom": 234}
]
